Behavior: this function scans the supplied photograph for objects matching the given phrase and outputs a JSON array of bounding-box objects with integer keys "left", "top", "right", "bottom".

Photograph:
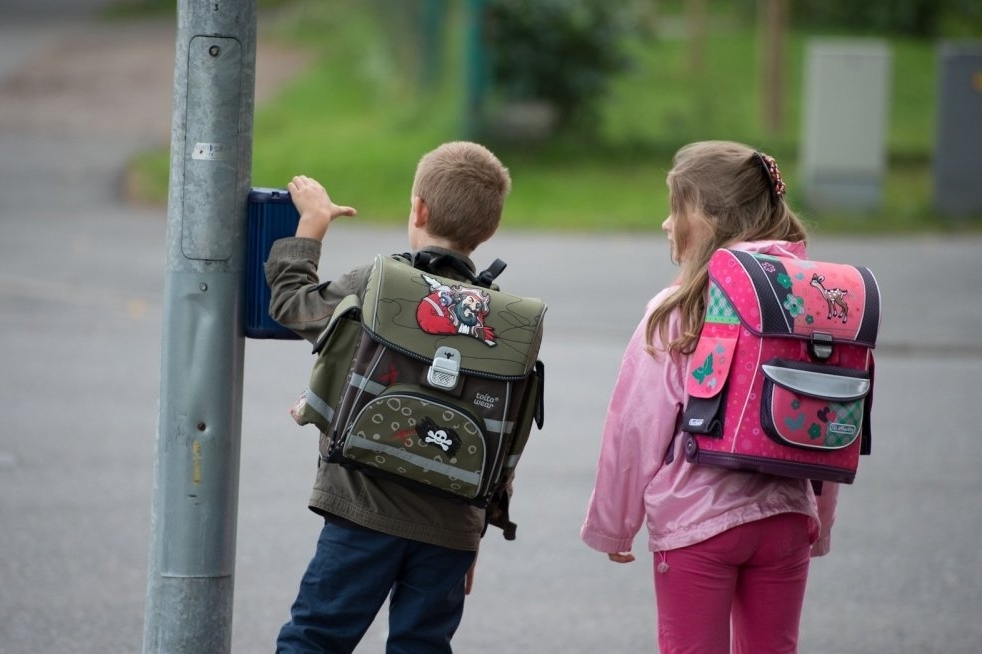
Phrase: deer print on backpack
[{"left": 810, "top": 273, "right": 849, "bottom": 323}]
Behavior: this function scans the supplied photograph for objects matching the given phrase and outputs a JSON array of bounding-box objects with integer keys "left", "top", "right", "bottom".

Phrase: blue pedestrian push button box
[{"left": 244, "top": 187, "right": 301, "bottom": 339}]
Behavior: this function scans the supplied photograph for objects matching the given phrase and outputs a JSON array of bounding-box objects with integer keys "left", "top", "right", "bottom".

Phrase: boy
[{"left": 265, "top": 141, "right": 512, "bottom": 653}]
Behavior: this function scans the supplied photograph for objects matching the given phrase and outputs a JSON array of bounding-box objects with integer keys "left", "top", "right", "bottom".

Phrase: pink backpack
[{"left": 681, "top": 248, "right": 880, "bottom": 484}]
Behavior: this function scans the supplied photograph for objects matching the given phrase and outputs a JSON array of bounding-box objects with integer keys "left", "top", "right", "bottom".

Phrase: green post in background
[
  {"left": 421, "top": 0, "right": 447, "bottom": 88},
  {"left": 464, "top": 0, "right": 489, "bottom": 139}
]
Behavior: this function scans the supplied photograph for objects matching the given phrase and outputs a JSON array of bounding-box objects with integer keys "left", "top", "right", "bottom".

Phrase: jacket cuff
[
  {"left": 269, "top": 236, "right": 321, "bottom": 262},
  {"left": 581, "top": 528, "right": 634, "bottom": 554}
]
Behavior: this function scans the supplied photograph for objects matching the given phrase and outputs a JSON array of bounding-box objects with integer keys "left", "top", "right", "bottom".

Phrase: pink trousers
[{"left": 653, "top": 512, "right": 813, "bottom": 654}]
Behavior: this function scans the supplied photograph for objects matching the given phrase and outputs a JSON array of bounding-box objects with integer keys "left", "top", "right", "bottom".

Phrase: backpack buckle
[
  {"left": 809, "top": 332, "right": 834, "bottom": 360},
  {"left": 427, "top": 347, "right": 461, "bottom": 390}
]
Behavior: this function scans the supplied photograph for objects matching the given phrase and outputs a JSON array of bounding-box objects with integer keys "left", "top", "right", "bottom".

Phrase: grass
[{"left": 124, "top": 0, "right": 982, "bottom": 234}]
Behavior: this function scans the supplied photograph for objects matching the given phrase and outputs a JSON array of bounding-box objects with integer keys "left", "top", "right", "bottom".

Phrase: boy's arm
[
  {"left": 262, "top": 176, "right": 362, "bottom": 343},
  {"left": 288, "top": 175, "right": 356, "bottom": 241},
  {"left": 264, "top": 238, "right": 365, "bottom": 343}
]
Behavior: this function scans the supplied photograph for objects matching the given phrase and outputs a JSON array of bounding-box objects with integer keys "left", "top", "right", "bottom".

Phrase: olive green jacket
[{"left": 265, "top": 237, "right": 484, "bottom": 551}]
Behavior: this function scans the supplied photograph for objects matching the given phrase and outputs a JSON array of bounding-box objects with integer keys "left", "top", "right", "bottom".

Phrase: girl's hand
[{"left": 607, "top": 551, "right": 635, "bottom": 564}]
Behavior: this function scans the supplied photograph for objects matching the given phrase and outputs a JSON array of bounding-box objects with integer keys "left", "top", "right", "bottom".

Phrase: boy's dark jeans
[{"left": 276, "top": 519, "right": 476, "bottom": 654}]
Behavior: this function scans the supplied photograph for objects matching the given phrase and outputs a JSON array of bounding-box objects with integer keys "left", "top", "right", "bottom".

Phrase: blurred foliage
[
  {"left": 788, "top": 0, "right": 982, "bottom": 38},
  {"left": 483, "top": 0, "right": 638, "bottom": 130},
  {"left": 121, "top": 0, "right": 982, "bottom": 233}
]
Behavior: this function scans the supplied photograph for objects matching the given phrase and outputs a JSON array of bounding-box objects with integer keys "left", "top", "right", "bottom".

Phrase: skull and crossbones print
[{"left": 417, "top": 416, "right": 461, "bottom": 458}]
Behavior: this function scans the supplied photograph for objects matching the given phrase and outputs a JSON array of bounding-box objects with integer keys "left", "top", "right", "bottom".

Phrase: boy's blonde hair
[
  {"left": 411, "top": 141, "right": 511, "bottom": 252},
  {"left": 646, "top": 140, "right": 808, "bottom": 355}
]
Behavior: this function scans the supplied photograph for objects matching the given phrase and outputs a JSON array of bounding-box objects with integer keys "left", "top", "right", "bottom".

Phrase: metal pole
[{"left": 143, "top": 1, "right": 256, "bottom": 652}]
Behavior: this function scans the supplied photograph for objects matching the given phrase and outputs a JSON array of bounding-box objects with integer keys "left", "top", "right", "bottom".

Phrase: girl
[{"left": 581, "top": 141, "right": 839, "bottom": 654}]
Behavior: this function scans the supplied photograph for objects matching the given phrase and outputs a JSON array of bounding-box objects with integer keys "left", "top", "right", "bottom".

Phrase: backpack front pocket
[
  {"left": 760, "top": 359, "right": 870, "bottom": 451},
  {"left": 294, "top": 295, "right": 363, "bottom": 433},
  {"left": 341, "top": 384, "right": 488, "bottom": 501}
]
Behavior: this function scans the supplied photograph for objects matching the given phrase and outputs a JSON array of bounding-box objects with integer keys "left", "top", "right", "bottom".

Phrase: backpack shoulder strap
[{"left": 398, "top": 251, "right": 507, "bottom": 289}]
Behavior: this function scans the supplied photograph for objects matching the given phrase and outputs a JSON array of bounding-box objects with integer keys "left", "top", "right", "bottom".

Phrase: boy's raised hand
[{"left": 288, "top": 174, "right": 357, "bottom": 241}]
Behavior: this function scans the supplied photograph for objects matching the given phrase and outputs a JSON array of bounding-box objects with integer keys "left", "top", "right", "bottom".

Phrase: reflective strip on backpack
[
  {"left": 483, "top": 418, "right": 514, "bottom": 435},
  {"left": 350, "top": 372, "right": 387, "bottom": 397},
  {"left": 304, "top": 388, "right": 335, "bottom": 423},
  {"left": 346, "top": 434, "right": 482, "bottom": 486}
]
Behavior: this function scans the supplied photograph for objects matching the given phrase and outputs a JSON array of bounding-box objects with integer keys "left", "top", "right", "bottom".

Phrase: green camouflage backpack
[{"left": 291, "top": 253, "right": 546, "bottom": 539}]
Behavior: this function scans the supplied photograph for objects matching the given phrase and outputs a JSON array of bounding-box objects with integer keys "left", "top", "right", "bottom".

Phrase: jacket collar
[
  {"left": 728, "top": 240, "right": 807, "bottom": 260},
  {"left": 413, "top": 245, "right": 477, "bottom": 274}
]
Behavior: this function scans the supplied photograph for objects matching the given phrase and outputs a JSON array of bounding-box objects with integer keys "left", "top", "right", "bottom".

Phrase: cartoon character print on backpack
[
  {"left": 416, "top": 273, "right": 497, "bottom": 346},
  {"left": 809, "top": 273, "right": 849, "bottom": 323}
]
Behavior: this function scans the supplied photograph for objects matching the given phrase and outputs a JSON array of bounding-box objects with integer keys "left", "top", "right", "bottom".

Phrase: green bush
[{"left": 484, "top": 0, "right": 636, "bottom": 129}]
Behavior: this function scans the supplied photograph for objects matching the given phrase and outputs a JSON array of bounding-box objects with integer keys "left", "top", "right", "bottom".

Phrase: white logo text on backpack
[{"left": 474, "top": 392, "right": 499, "bottom": 410}]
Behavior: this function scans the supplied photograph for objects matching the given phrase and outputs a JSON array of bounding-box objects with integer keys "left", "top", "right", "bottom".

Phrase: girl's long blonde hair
[{"left": 646, "top": 141, "right": 808, "bottom": 355}]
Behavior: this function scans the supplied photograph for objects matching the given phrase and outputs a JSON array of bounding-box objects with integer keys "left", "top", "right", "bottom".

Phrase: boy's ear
[{"left": 412, "top": 196, "right": 429, "bottom": 228}]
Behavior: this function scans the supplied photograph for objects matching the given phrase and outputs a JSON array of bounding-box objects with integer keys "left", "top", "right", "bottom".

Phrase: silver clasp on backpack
[
  {"left": 809, "top": 332, "right": 834, "bottom": 360},
  {"left": 428, "top": 346, "right": 461, "bottom": 390}
]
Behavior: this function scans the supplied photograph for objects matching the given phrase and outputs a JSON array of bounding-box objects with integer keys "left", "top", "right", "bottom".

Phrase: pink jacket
[{"left": 581, "top": 241, "right": 838, "bottom": 557}]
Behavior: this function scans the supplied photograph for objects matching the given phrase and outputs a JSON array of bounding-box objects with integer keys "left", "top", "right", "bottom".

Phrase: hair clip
[{"left": 754, "top": 150, "right": 786, "bottom": 199}]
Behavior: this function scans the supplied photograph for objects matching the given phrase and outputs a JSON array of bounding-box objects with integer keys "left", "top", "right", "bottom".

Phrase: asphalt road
[{"left": 1, "top": 4, "right": 981, "bottom": 654}]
